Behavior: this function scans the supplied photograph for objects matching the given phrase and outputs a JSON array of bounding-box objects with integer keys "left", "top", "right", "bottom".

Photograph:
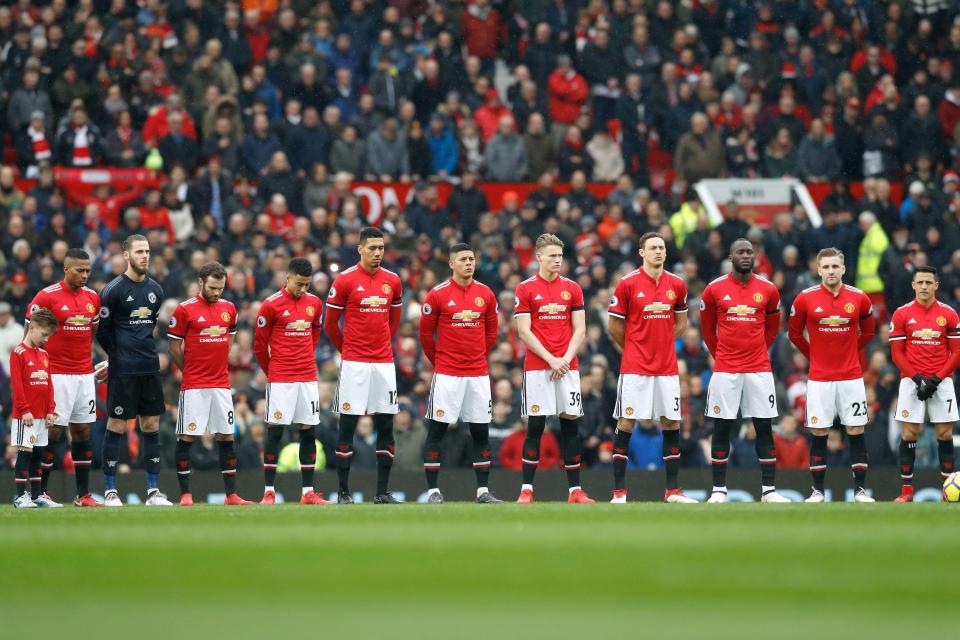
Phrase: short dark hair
[
  {"left": 29, "top": 307, "right": 58, "bottom": 332},
  {"left": 65, "top": 248, "right": 90, "bottom": 262},
  {"left": 639, "top": 232, "right": 664, "bottom": 250},
  {"left": 287, "top": 257, "right": 313, "bottom": 278},
  {"left": 198, "top": 261, "right": 227, "bottom": 282},
  {"left": 359, "top": 226, "right": 384, "bottom": 245},
  {"left": 123, "top": 234, "right": 148, "bottom": 252},
  {"left": 913, "top": 266, "right": 939, "bottom": 281},
  {"left": 449, "top": 242, "right": 473, "bottom": 256}
]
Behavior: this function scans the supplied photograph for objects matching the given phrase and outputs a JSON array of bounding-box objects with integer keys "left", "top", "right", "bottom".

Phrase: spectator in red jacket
[
  {"left": 136, "top": 188, "right": 176, "bottom": 240},
  {"left": 474, "top": 89, "right": 513, "bottom": 142},
  {"left": 499, "top": 425, "right": 561, "bottom": 470},
  {"left": 461, "top": 0, "right": 502, "bottom": 75},
  {"left": 774, "top": 414, "right": 809, "bottom": 470},
  {"left": 548, "top": 54, "right": 589, "bottom": 126},
  {"left": 938, "top": 81, "right": 960, "bottom": 144},
  {"left": 266, "top": 193, "right": 296, "bottom": 241},
  {"left": 142, "top": 93, "right": 197, "bottom": 147}
]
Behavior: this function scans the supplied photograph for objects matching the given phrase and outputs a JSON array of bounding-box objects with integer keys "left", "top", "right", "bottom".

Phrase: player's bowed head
[
  {"left": 285, "top": 257, "right": 314, "bottom": 299},
  {"left": 197, "top": 262, "right": 227, "bottom": 304},
  {"left": 63, "top": 248, "right": 93, "bottom": 291}
]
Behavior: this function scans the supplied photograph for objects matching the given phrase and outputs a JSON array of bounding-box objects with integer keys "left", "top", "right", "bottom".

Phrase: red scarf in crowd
[
  {"left": 29, "top": 126, "right": 50, "bottom": 162},
  {"left": 72, "top": 124, "right": 92, "bottom": 166}
]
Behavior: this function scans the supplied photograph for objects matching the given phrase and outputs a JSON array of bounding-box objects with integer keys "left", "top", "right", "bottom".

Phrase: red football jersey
[
  {"left": 326, "top": 265, "right": 403, "bottom": 363},
  {"left": 889, "top": 300, "right": 960, "bottom": 378},
  {"left": 168, "top": 296, "right": 238, "bottom": 389},
  {"left": 254, "top": 288, "right": 323, "bottom": 382},
  {"left": 788, "top": 284, "right": 875, "bottom": 381},
  {"left": 10, "top": 343, "right": 56, "bottom": 419},
  {"left": 25, "top": 281, "right": 100, "bottom": 374},
  {"left": 608, "top": 269, "right": 688, "bottom": 375},
  {"left": 514, "top": 274, "right": 585, "bottom": 372},
  {"left": 419, "top": 278, "right": 499, "bottom": 376},
  {"left": 699, "top": 273, "right": 780, "bottom": 373}
]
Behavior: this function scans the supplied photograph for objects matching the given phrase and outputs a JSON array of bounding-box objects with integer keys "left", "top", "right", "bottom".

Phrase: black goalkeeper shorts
[{"left": 107, "top": 375, "right": 165, "bottom": 419}]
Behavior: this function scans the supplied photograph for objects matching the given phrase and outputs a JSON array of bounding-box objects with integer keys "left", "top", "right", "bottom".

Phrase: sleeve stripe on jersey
[
  {"left": 514, "top": 311, "right": 531, "bottom": 317},
  {"left": 767, "top": 308, "right": 780, "bottom": 314},
  {"left": 859, "top": 312, "right": 872, "bottom": 319},
  {"left": 888, "top": 336, "right": 906, "bottom": 341},
  {"left": 326, "top": 302, "right": 344, "bottom": 310},
  {"left": 391, "top": 302, "right": 402, "bottom": 307},
  {"left": 608, "top": 311, "right": 625, "bottom": 319},
  {"left": 168, "top": 333, "right": 184, "bottom": 340},
  {"left": 572, "top": 305, "right": 584, "bottom": 311}
]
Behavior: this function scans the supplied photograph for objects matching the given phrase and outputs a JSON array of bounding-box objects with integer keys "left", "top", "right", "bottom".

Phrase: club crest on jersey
[
  {"left": 753, "top": 293, "right": 764, "bottom": 303},
  {"left": 341, "top": 403, "right": 351, "bottom": 412},
  {"left": 665, "top": 290, "right": 676, "bottom": 300},
  {"left": 713, "top": 406, "right": 721, "bottom": 414},
  {"left": 188, "top": 422, "right": 197, "bottom": 432},
  {"left": 306, "top": 306, "right": 316, "bottom": 317},
  {"left": 382, "top": 284, "right": 393, "bottom": 296},
  {"left": 422, "top": 303, "right": 432, "bottom": 315},
  {"left": 810, "top": 416, "right": 818, "bottom": 425},
  {"left": 86, "top": 303, "right": 95, "bottom": 313},
  {"left": 29, "top": 435, "right": 36, "bottom": 445},
  {"left": 475, "top": 296, "right": 485, "bottom": 306},
  {"left": 625, "top": 407, "right": 634, "bottom": 416},
  {"left": 42, "top": 357, "right": 47, "bottom": 367},
  {"left": 843, "top": 303, "right": 855, "bottom": 313},
  {"left": 937, "top": 316, "right": 947, "bottom": 326},
  {"left": 274, "top": 410, "right": 282, "bottom": 421},
  {"left": 560, "top": 290, "right": 571, "bottom": 300},
  {"left": 148, "top": 292, "right": 157, "bottom": 304},
  {"left": 115, "top": 406, "right": 123, "bottom": 415},
  {"left": 901, "top": 410, "right": 910, "bottom": 419},
  {"left": 130, "top": 307, "right": 152, "bottom": 319},
  {"left": 531, "top": 404, "right": 541, "bottom": 414},
  {"left": 436, "top": 410, "right": 445, "bottom": 418},
  {"left": 221, "top": 312, "right": 230, "bottom": 322}
]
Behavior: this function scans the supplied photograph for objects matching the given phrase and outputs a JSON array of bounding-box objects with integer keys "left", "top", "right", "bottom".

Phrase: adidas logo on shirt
[
  {"left": 814, "top": 306, "right": 823, "bottom": 312},
  {"left": 448, "top": 300, "right": 456, "bottom": 306},
  {"left": 907, "top": 318, "right": 917, "bottom": 324},
  {"left": 722, "top": 295, "right": 732, "bottom": 301},
  {"left": 534, "top": 294, "right": 543, "bottom": 300},
  {"left": 282, "top": 310, "right": 291, "bottom": 316},
  {"left": 198, "top": 316, "right": 206, "bottom": 322},
  {"left": 357, "top": 285, "right": 365, "bottom": 292},
  {"left": 637, "top": 292, "right": 645, "bottom": 298},
  {"left": 61, "top": 305, "right": 70, "bottom": 311},
  {"left": 126, "top": 296, "right": 135, "bottom": 302}
]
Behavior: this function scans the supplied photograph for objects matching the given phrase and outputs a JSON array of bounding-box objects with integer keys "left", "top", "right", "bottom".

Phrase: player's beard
[
  {"left": 733, "top": 261, "right": 754, "bottom": 275},
  {"left": 129, "top": 260, "right": 148, "bottom": 276}
]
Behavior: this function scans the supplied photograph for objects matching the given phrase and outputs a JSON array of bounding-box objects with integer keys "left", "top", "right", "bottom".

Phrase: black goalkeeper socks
[
  {"left": 522, "top": 417, "right": 546, "bottom": 485},
  {"left": 899, "top": 439, "right": 917, "bottom": 486},
  {"left": 299, "top": 427, "right": 316, "bottom": 490},
  {"left": 40, "top": 447, "right": 55, "bottom": 494},
  {"left": 810, "top": 434, "right": 828, "bottom": 492},
  {"left": 662, "top": 428, "right": 681, "bottom": 490},
  {"left": 849, "top": 433, "right": 868, "bottom": 490},
  {"left": 15, "top": 449, "right": 30, "bottom": 496},
  {"left": 176, "top": 439, "right": 192, "bottom": 495},
  {"left": 30, "top": 446, "right": 43, "bottom": 497},
  {"left": 612, "top": 427, "right": 631, "bottom": 490},
  {"left": 71, "top": 440, "right": 93, "bottom": 496}
]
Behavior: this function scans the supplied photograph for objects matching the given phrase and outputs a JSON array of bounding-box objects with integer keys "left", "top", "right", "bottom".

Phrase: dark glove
[
  {"left": 912, "top": 374, "right": 925, "bottom": 389},
  {"left": 918, "top": 376, "right": 942, "bottom": 402}
]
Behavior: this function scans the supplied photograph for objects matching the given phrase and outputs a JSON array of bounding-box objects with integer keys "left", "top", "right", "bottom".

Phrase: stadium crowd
[{"left": 1, "top": 0, "right": 960, "bottom": 479}]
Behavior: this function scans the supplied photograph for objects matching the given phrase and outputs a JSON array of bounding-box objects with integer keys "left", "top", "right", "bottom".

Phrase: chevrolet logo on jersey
[
  {"left": 643, "top": 302, "right": 672, "bottom": 313},
  {"left": 64, "top": 314, "right": 92, "bottom": 325},
  {"left": 726, "top": 305, "right": 758, "bottom": 316},
  {"left": 819, "top": 315, "right": 851, "bottom": 327},
  {"left": 30, "top": 370, "right": 49, "bottom": 381},
  {"left": 130, "top": 307, "right": 152, "bottom": 319},
  {"left": 538, "top": 303, "right": 567, "bottom": 314},
  {"left": 452, "top": 310, "right": 481, "bottom": 321},
  {"left": 199, "top": 326, "right": 228, "bottom": 337},
  {"left": 912, "top": 328, "right": 941, "bottom": 340},
  {"left": 285, "top": 320, "right": 311, "bottom": 331},
  {"left": 360, "top": 296, "right": 389, "bottom": 306}
]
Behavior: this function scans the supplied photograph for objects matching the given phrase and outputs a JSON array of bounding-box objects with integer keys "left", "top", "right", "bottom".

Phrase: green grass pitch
[{"left": 2, "top": 503, "right": 957, "bottom": 639}]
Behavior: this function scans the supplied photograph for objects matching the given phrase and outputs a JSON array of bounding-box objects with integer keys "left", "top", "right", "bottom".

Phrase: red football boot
[
  {"left": 567, "top": 488, "right": 595, "bottom": 503},
  {"left": 516, "top": 488, "right": 535, "bottom": 504},
  {"left": 224, "top": 493, "right": 254, "bottom": 505},
  {"left": 893, "top": 486, "right": 914, "bottom": 503},
  {"left": 300, "top": 490, "right": 334, "bottom": 505},
  {"left": 179, "top": 493, "right": 194, "bottom": 507},
  {"left": 73, "top": 494, "right": 104, "bottom": 507},
  {"left": 664, "top": 488, "right": 698, "bottom": 503},
  {"left": 259, "top": 489, "right": 276, "bottom": 505}
]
